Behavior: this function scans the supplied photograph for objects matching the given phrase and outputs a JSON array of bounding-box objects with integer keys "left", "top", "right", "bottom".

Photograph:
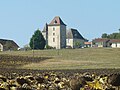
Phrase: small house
[
  {"left": 92, "top": 38, "right": 110, "bottom": 47},
  {"left": 109, "top": 39, "right": 120, "bottom": 48},
  {"left": 84, "top": 42, "right": 92, "bottom": 48}
]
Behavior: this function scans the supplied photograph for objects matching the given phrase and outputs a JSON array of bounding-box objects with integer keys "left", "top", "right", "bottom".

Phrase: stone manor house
[{"left": 42, "top": 16, "right": 87, "bottom": 49}]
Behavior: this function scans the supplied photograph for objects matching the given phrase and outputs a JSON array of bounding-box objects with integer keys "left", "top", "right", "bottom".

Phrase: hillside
[{"left": 0, "top": 48, "right": 120, "bottom": 70}]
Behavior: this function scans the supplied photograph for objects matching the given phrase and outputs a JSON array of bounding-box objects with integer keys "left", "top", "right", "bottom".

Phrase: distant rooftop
[
  {"left": 42, "top": 23, "right": 48, "bottom": 32},
  {"left": 66, "top": 28, "right": 85, "bottom": 40},
  {"left": 0, "top": 39, "right": 19, "bottom": 47},
  {"left": 92, "top": 38, "right": 110, "bottom": 42},
  {"left": 48, "top": 16, "right": 66, "bottom": 26}
]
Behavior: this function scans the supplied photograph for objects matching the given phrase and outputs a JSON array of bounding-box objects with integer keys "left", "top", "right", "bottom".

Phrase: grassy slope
[{"left": 0, "top": 48, "right": 120, "bottom": 70}]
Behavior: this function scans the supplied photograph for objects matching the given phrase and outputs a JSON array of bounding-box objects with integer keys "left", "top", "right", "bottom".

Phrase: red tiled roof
[
  {"left": 84, "top": 42, "right": 92, "bottom": 45},
  {"left": 92, "top": 38, "right": 109, "bottom": 42},
  {"left": 48, "top": 16, "right": 66, "bottom": 26},
  {"left": 93, "top": 38, "right": 120, "bottom": 43},
  {"left": 109, "top": 39, "right": 120, "bottom": 43}
]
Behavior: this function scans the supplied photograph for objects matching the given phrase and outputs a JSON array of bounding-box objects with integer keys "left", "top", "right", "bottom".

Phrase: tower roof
[
  {"left": 42, "top": 23, "right": 48, "bottom": 32},
  {"left": 48, "top": 16, "right": 66, "bottom": 26}
]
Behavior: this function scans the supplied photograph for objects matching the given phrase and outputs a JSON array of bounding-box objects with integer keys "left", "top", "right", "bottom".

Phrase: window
[
  {"left": 53, "top": 38, "right": 55, "bottom": 42},
  {"left": 53, "top": 33, "right": 55, "bottom": 36},
  {"left": 54, "top": 20, "right": 57, "bottom": 24},
  {"left": 53, "top": 27, "right": 55, "bottom": 31}
]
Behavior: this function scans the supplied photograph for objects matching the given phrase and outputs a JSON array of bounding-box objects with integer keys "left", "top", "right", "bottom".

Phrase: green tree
[
  {"left": 108, "top": 33, "right": 118, "bottom": 39},
  {"left": 29, "top": 29, "right": 45, "bottom": 50},
  {"left": 74, "top": 41, "right": 81, "bottom": 48},
  {"left": 119, "top": 28, "right": 120, "bottom": 33},
  {"left": 101, "top": 33, "right": 108, "bottom": 38},
  {"left": 101, "top": 32, "right": 120, "bottom": 39}
]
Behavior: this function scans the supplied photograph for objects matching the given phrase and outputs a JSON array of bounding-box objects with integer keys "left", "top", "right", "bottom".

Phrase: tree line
[{"left": 102, "top": 32, "right": 120, "bottom": 39}]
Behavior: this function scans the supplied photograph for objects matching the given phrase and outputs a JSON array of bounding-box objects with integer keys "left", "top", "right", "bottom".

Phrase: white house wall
[
  {"left": 48, "top": 25, "right": 60, "bottom": 49},
  {"left": 117, "top": 43, "right": 120, "bottom": 48},
  {"left": 66, "top": 39, "right": 73, "bottom": 48},
  {"left": 48, "top": 25, "right": 66, "bottom": 49},
  {"left": 66, "top": 39, "right": 85, "bottom": 48},
  {"left": 111, "top": 43, "right": 120, "bottom": 48},
  {"left": 0, "top": 43, "right": 3, "bottom": 51},
  {"left": 96, "top": 42, "right": 104, "bottom": 47}
]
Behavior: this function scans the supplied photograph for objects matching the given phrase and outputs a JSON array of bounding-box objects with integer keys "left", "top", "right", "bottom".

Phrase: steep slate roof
[
  {"left": 66, "top": 28, "right": 85, "bottom": 40},
  {"left": 0, "top": 39, "right": 19, "bottom": 48},
  {"left": 42, "top": 23, "right": 48, "bottom": 32},
  {"left": 48, "top": 16, "right": 66, "bottom": 26}
]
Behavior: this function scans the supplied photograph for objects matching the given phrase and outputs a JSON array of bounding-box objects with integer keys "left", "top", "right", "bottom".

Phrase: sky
[{"left": 0, "top": 0, "right": 120, "bottom": 47}]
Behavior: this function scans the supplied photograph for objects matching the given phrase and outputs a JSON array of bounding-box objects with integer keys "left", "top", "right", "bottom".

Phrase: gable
[{"left": 48, "top": 16, "right": 66, "bottom": 26}]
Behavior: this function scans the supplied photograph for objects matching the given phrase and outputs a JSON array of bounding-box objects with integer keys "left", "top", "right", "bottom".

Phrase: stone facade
[
  {"left": 42, "top": 16, "right": 86, "bottom": 49},
  {"left": 42, "top": 16, "right": 66, "bottom": 49}
]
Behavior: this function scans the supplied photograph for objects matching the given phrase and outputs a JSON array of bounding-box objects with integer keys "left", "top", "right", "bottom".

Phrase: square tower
[{"left": 48, "top": 16, "right": 66, "bottom": 49}]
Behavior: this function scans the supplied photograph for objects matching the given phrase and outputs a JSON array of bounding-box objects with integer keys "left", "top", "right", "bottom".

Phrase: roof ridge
[{"left": 48, "top": 16, "right": 66, "bottom": 26}]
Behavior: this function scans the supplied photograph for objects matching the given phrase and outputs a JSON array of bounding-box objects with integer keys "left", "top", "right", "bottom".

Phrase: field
[
  {"left": 0, "top": 48, "right": 120, "bottom": 70},
  {"left": 0, "top": 48, "right": 120, "bottom": 90}
]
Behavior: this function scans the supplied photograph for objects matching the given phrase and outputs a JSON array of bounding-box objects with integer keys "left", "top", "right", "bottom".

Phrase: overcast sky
[{"left": 0, "top": 0, "right": 120, "bottom": 47}]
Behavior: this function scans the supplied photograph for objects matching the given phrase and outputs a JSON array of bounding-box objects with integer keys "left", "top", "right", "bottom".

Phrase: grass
[{"left": 0, "top": 48, "right": 120, "bottom": 70}]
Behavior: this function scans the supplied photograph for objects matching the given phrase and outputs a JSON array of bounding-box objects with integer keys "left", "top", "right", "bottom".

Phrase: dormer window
[{"left": 54, "top": 20, "right": 57, "bottom": 24}]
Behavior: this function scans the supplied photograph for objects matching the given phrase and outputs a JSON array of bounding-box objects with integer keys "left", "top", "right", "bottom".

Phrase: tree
[
  {"left": 101, "top": 32, "right": 120, "bottom": 39},
  {"left": 119, "top": 28, "right": 120, "bottom": 33},
  {"left": 29, "top": 29, "right": 45, "bottom": 50},
  {"left": 74, "top": 41, "right": 81, "bottom": 48},
  {"left": 23, "top": 44, "right": 31, "bottom": 51},
  {"left": 101, "top": 33, "right": 108, "bottom": 38}
]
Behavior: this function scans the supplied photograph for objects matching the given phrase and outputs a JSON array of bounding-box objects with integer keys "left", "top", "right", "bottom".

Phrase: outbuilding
[{"left": 0, "top": 39, "right": 19, "bottom": 51}]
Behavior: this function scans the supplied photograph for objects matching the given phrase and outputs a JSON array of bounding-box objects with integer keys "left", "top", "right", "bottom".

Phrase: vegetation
[
  {"left": 29, "top": 29, "right": 45, "bottom": 50},
  {"left": 101, "top": 32, "right": 120, "bottom": 39},
  {"left": 46, "top": 45, "right": 54, "bottom": 49},
  {"left": 0, "top": 48, "right": 120, "bottom": 89},
  {"left": 0, "top": 69, "right": 119, "bottom": 90},
  {"left": 0, "top": 48, "right": 120, "bottom": 70},
  {"left": 74, "top": 41, "right": 81, "bottom": 48}
]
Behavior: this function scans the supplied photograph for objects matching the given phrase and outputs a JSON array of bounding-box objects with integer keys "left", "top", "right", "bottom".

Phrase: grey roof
[
  {"left": 66, "top": 28, "right": 85, "bottom": 40},
  {"left": 42, "top": 23, "right": 48, "bottom": 32},
  {"left": 48, "top": 16, "right": 66, "bottom": 26},
  {"left": 0, "top": 39, "right": 19, "bottom": 48}
]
